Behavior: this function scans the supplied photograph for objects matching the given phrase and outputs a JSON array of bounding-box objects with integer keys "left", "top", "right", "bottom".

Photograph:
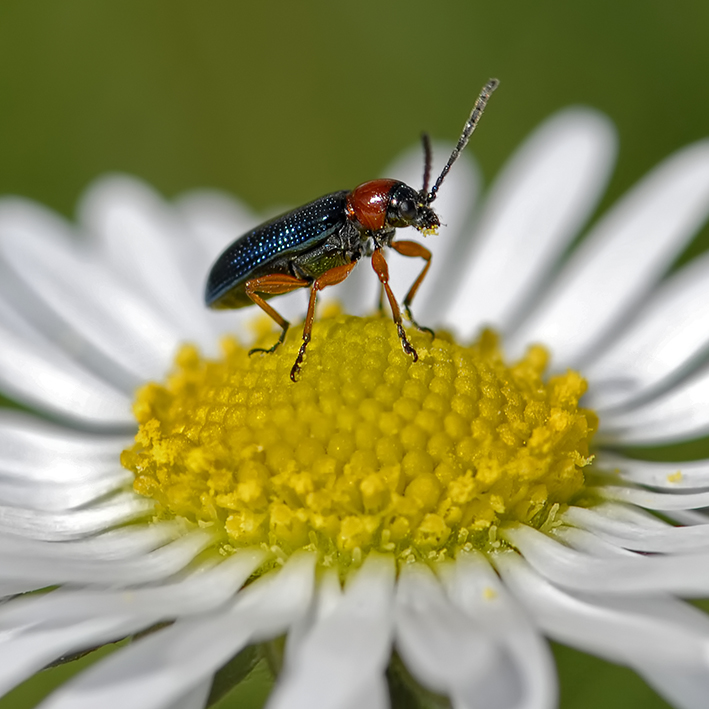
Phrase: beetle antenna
[
  {"left": 426, "top": 78, "right": 499, "bottom": 204},
  {"left": 421, "top": 132, "right": 433, "bottom": 196}
]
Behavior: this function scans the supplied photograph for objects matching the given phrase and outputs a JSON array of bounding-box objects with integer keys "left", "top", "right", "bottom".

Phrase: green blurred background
[{"left": 2, "top": 0, "right": 708, "bottom": 707}]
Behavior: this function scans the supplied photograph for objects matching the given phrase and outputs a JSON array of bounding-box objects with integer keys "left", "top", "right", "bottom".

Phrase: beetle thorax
[{"left": 346, "top": 179, "right": 400, "bottom": 232}]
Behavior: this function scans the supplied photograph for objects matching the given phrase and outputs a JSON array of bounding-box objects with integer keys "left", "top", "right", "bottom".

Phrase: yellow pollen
[{"left": 122, "top": 313, "right": 597, "bottom": 571}]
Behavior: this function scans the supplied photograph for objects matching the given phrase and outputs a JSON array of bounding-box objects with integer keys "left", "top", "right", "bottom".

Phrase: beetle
[{"left": 206, "top": 78, "right": 499, "bottom": 382}]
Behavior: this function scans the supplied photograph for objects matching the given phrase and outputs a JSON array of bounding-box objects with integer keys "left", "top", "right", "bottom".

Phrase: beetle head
[{"left": 386, "top": 182, "right": 440, "bottom": 236}]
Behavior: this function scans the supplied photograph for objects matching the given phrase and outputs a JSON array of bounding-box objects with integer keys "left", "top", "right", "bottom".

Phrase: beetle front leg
[
  {"left": 390, "top": 240, "right": 434, "bottom": 337},
  {"left": 371, "top": 248, "right": 418, "bottom": 362},
  {"left": 291, "top": 262, "right": 357, "bottom": 381},
  {"left": 245, "top": 274, "right": 310, "bottom": 355}
]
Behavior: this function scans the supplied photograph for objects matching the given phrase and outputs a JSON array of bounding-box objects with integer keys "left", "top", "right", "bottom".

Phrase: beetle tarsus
[
  {"left": 249, "top": 323, "right": 289, "bottom": 356},
  {"left": 248, "top": 342, "right": 280, "bottom": 356},
  {"left": 397, "top": 324, "right": 419, "bottom": 362},
  {"left": 290, "top": 335, "right": 310, "bottom": 382},
  {"left": 404, "top": 305, "right": 434, "bottom": 338}
]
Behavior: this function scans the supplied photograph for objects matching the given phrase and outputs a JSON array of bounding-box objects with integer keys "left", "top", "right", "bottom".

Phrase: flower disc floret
[{"left": 122, "top": 314, "right": 596, "bottom": 570}]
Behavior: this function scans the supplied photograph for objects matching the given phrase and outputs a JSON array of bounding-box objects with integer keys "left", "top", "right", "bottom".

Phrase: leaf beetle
[{"left": 206, "top": 79, "right": 499, "bottom": 381}]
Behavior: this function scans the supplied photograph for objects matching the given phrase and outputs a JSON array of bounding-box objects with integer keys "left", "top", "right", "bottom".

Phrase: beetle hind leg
[
  {"left": 244, "top": 274, "right": 310, "bottom": 356},
  {"left": 290, "top": 262, "right": 357, "bottom": 382}
]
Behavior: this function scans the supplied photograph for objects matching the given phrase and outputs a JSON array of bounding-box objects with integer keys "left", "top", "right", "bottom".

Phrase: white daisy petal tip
[{"left": 77, "top": 173, "right": 170, "bottom": 229}]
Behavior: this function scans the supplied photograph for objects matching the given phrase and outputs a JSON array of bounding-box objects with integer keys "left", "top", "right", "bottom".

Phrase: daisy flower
[{"left": 1, "top": 106, "right": 709, "bottom": 709}]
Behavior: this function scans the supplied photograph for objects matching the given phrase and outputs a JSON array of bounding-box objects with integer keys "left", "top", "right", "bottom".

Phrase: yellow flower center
[{"left": 121, "top": 313, "right": 596, "bottom": 571}]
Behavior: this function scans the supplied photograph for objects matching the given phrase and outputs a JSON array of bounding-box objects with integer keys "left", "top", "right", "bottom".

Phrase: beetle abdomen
[{"left": 205, "top": 191, "right": 349, "bottom": 309}]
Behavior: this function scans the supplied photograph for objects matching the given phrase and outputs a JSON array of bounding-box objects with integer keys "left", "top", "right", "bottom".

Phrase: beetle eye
[{"left": 399, "top": 199, "right": 417, "bottom": 221}]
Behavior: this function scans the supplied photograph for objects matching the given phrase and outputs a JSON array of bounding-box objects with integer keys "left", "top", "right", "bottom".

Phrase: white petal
[
  {"left": 163, "top": 679, "right": 211, "bottom": 709},
  {"left": 0, "top": 527, "right": 214, "bottom": 586},
  {"left": 551, "top": 524, "right": 637, "bottom": 558},
  {"left": 78, "top": 176, "right": 218, "bottom": 348},
  {"left": 597, "top": 484, "right": 709, "bottom": 511},
  {"left": 503, "top": 524, "right": 709, "bottom": 596},
  {"left": 37, "top": 553, "right": 315, "bottom": 709},
  {"left": 394, "top": 563, "right": 499, "bottom": 702},
  {"left": 446, "top": 109, "right": 616, "bottom": 339},
  {"left": 0, "top": 615, "right": 148, "bottom": 698},
  {"left": 562, "top": 501, "right": 668, "bottom": 532},
  {"left": 640, "top": 666, "right": 709, "bottom": 709},
  {"left": 0, "top": 521, "right": 187, "bottom": 561},
  {"left": 664, "top": 510, "right": 709, "bottom": 526},
  {"left": 340, "top": 677, "right": 389, "bottom": 709},
  {"left": 0, "top": 197, "right": 182, "bottom": 388},
  {"left": 0, "top": 579, "right": 54, "bottom": 597},
  {"left": 0, "top": 549, "right": 265, "bottom": 628},
  {"left": 495, "top": 551, "right": 709, "bottom": 671},
  {"left": 595, "top": 452, "right": 709, "bottom": 490},
  {"left": 0, "top": 292, "right": 47, "bottom": 347},
  {"left": 0, "top": 456, "right": 123, "bottom": 486},
  {"left": 0, "top": 411, "right": 133, "bottom": 510},
  {"left": 0, "top": 412, "right": 129, "bottom": 480},
  {"left": 563, "top": 504, "right": 709, "bottom": 553},
  {"left": 0, "top": 324, "right": 134, "bottom": 428},
  {"left": 269, "top": 554, "right": 395, "bottom": 709},
  {"left": 509, "top": 140, "right": 709, "bottom": 366},
  {"left": 0, "top": 469, "right": 132, "bottom": 511},
  {"left": 440, "top": 552, "right": 557, "bottom": 709},
  {"left": 282, "top": 568, "right": 342, "bottom": 665},
  {"left": 0, "top": 491, "right": 153, "bottom": 542},
  {"left": 584, "top": 251, "right": 709, "bottom": 410},
  {"left": 598, "top": 364, "right": 709, "bottom": 445}
]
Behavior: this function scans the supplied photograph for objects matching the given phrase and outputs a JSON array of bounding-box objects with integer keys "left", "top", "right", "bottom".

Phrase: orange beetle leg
[
  {"left": 290, "top": 261, "right": 357, "bottom": 381},
  {"left": 371, "top": 248, "right": 418, "bottom": 362},
  {"left": 245, "top": 273, "right": 310, "bottom": 354},
  {"left": 391, "top": 240, "right": 434, "bottom": 336}
]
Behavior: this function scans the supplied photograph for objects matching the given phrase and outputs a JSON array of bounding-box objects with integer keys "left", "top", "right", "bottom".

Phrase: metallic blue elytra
[{"left": 205, "top": 191, "right": 349, "bottom": 309}]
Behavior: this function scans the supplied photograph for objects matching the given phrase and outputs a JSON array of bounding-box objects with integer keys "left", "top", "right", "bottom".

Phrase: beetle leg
[
  {"left": 371, "top": 248, "right": 418, "bottom": 362},
  {"left": 390, "top": 240, "right": 434, "bottom": 337},
  {"left": 377, "top": 284, "right": 385, "bottom": 315},
  {"left": 245, "top": 274, "right": 310, "bottom": 355},
  {"left": 291, "top": 262, "right": 357, "bottom": 381}
]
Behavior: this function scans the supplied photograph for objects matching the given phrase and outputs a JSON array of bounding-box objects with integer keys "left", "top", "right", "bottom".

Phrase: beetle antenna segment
[
  {"left": 426, "top": 78, "right": 499, "bottom": 204},
  {"left": 421, "top": 132, "right": 433, "bottom": 196}
]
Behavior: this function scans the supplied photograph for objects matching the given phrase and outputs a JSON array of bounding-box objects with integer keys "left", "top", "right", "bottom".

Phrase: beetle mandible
[{"left": 206, "top": 78, "right": 499, "bottom": 382}]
